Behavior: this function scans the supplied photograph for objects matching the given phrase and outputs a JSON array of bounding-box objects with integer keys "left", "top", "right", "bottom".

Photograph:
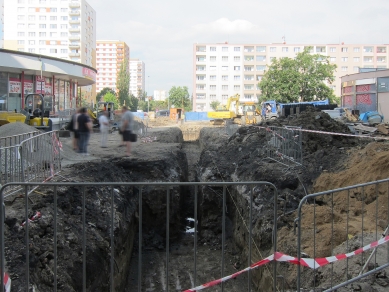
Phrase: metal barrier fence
[
  {"left": 0, "top": 131, "right": 61, "bottom": 196},
  {"left": 265, "top": 126, "right": 302, "bottom": 169},
  {"left": 0, "top": 131, "right": 39, "bottom": 148},
  {"left": 57, "top": 108, "right": 76, "bottom": 129},
  {"left": 296, "top": 178, "right": 389, "bottom": 291},
  {"left": 0, "top": 181, "right": 278, "bottom": 292}
]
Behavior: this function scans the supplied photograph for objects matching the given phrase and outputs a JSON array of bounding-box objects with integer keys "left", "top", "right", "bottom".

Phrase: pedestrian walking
[
  {"left": 99, "top": 111, "right": 109, "bottom": 148},
  {"left": 67, "top": 108, "right": 80, "bottom": 151},
  {"left": 77, "top": 107, "right": 92, "bottom": 155},
  {"left": 120, "top": 106, "right": 134, "bottom": 156}
]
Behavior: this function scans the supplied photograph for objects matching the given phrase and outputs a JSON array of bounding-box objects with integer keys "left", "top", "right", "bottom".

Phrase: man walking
[
  {"left": 99, "top": 111, "right": 109, "bottom": 148},
  {"left": 121, "top": 106, "right": 134, "bottom": 156},
  {"left": 77, "top": 107, "right": 92, "bottom": 155}
]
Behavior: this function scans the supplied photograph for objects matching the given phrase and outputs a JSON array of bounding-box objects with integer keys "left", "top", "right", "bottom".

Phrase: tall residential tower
[{"left": 130, "top": 58, "right": 145, "bottom": 97}]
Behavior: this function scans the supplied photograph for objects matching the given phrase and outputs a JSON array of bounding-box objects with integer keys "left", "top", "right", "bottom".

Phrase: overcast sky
[{"left": 2, "top": 0, "right": 389, "bottom": 95}]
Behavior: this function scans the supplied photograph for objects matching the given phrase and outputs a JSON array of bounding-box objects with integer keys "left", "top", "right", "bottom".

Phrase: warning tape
[
  {"left": 21, "top": 211, "right": 41, "bottom": 227},
  {"left": 3, "top": 272, "right": 11, "bottom": 292},
  {"left": 183, "top": 235, "right": 389, "bottom": 291},
  {"left": 256, "top": 125, "right": 389, "bottom": 140}
]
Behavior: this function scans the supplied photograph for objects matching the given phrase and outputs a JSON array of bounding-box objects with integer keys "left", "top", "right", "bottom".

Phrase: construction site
[{"left": 1, "top": 106, "right": 389, "bottom": 292}]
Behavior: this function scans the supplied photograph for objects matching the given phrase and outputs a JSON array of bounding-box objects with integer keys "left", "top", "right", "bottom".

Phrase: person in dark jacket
[{"left": 77, "top": 107, "right": 92, "bottom": 155}]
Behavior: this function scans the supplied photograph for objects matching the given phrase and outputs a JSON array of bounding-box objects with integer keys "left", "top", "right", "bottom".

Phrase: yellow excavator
[{"left": 207, "top": 94, "right": 260, "bottom": 125}]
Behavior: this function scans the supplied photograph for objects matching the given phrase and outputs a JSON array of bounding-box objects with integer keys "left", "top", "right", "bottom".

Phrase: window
[
  {"left": 17, "top": 24, "right": 25, "bottom": 29},
  {"left": 17, "top": 7, "right": 25, "bottom": 12},
  {"left": 330, "top": 57, "right": 336, "bottom": 62},
  {"left": 210, "top": 47, "right": 216, "bottom": 51},
  {"left": 18, "top": 0, "right": 25, "bottom": 3},
  {"left": 245, "top": 56, "right": 254, "bottom": 61},
  {"left": 61, "top": 24, "right": 68, "bottom": 29},
  {"left": 39, "top": 40, "right": 45, "bottom": 45},
  {"left": 234, "top": 47, "right": 240, "bottom": 52},
  {"left": 28, "top": 48, "right": 35, "bottom": 53},
  {"left": 40, "top": 16, "right": 46, "bottom": 20},
  {"left": 256, "top": 55, "right": 266, "bottom": 62},
  {"left": 244, "top": 94, "right": 253, "bottom": 100},
  {"left": 222, "top": 56, "right": 228, "bottom": 62},
  {"left": 196, "top": 56, "right": 206, "bottom": 62},
  {"left": 61, "top": 16, "right": 68, "bottom": 21},
  {"left": 60, "top": 8, "right": 68, "bottom": 12},
  {"left": 50, "top": 16, "right": 57, "bottom": 21},
  {"left": 197, "top": 75, "right": 205, "bottom": 81},
  {"left": 50, "top": 32, "right": 57, "bottom": 37},
  {"left": 244, "top": 75, "right": 254, "bottom": 81},
  {"left": 17, "top": 15, "right": 25, "bottom": 20},
  {"left": 50, "top": 24, "right": 57, "bottom": 29},
  {"left": 341, "top": 57, "right": 348, "bottom": 62},
  {"left": 196, "top": 84, "right": 205, "bottom": 90},
  {"left": 341, "top": 47, "right": 348, "bottom": 53},
  {"left": 28, "top": 32, "right": 36, "bottom": 37},
  {"left": 28, "top": 40, "right": 35, "bottom": 45},
  {"left": 269, "top": 47, "right": 276, "bottom": 53},
  {"left": 209, "top": 66, "right": 216, "bottom": 71},
  {"left": 256, "top": 65, "right": 266, "bottom": 71},
  {"left": 222, "top": 85, "right": 228, "bottom": 90},
  {"left": 234, "top": 56, "right": 240, "bottom": 62},
  {"left": 377, "top": 47, "right": 387, "bottom": 53},
  {"left": 353, "top": 57, "right": 360, "bottom": 62},
  {"left": 222, "top": 95, "right": 228, "bottom": 100},
  {"left": 222, "top": 47, "right": 228, "bottom": 52},
  {"left": 294, "top": 47, "right": 301, "bottom": 53},
  {"left": 210, "top": 75, "right": 216, "bottom": 81},
  {"left": 234, "top": 85, "right": 240, "bottom": 90},
  {"left": 17, "top": 40, "right": 25, "bottom": 45},
  {"left": 61, "top": 32, "right": 68, "bottom": 37},
  {"left": 377, "top": 57, "right": 386, "bottom": 63},
  {"left": 39, "top": 24, "right": 46, "bottom": 28},
  {"left": 364, "top": 57, "right": 373, "bottom": 62},
  {"left": 256, "top": 75, "right": 262, "bottom": 81},
  {"left": 196, "top": 46, "right": 205, "bottom": 52},
  {"left": 353, "top": 66, "right": 359, "bottom": 72},
  {"left": 28, "top": 24, "right": 36, "bottom": 29},
  {"left": 244, "top": 66, "right": 253, "bottom": 71},
  {"left": 316, "top": 46, "right": 326, "bottom": 53},
  {"left": 50, "top": 49, "right": 57, "bottom": 53},
  {"left": 329, "top": 47, "right": 336, "bottom": 53},
  {"left": 210, "top": 85, "right": 216, "bottom": 90},
  {"left": 210, "top": 56, "right": 216, "bottom": 62},
  {"left": 234, "top": 66, "right": 240, "bottom": 71},
  {"left": 364, "top": 46, "right": 373, "bottom": 53},
  {"left": 244, "top": 46, "right": 254, "bottom": 52},
  {"left": 282, "top": 47, "right": 288, "bottom": 52},
  {"left": 222, "top": 66, "right": 228, "bottom": 71},
  {"left": 210, "top": 94, "right": 216, "bottom": 100},
  {"left": 234, "top": 75, "right": 240, "bottom": 81},
  {"left": 39, "top": 32, "right": 46, "bottom": 37},
  {"left": 50, "top": 8, "right": 57, "bottom": 12},
  {"left": 244, "top": 84, "right": 254, "bottom": 90},
  {"left": 28, "top": 15, "right": 35, "bottom": 21},
  {"left": 222, "top": 75, "right": 228, "bottom": 81},
  {"left": 256, "top": 46, "right": 266, "bottom": 52},
  {"left": 341, "top": 66, "right": 348, "bottom": 71},
  {"left": 353, "top": 47, "right": 360, "bottom": 53}
]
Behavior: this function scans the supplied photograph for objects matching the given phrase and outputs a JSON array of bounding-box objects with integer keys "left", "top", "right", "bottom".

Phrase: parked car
[{"left": 156, "top": 110, "right": 170, "bottom": 117}]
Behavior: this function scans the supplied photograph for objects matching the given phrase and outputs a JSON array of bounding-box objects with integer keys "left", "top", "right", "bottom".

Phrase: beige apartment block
[
  {"left": 193, "top": 43, "right": 389, "bottom": 111},
  {"left": 96, "top": 40, "right": 130, "bottom": 95}
]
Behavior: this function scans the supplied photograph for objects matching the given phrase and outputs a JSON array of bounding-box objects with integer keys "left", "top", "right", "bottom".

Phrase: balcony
[
  {"left": 69, "top": 2, "right": 81, "bottom": 8},
  {"left": 69, "top": 35, "right": 80, "bottom": 41},
  {"left": 69, "top": 10, "right": 80, "bottom": 16},
  {"left": 69, "top": 43, "right": 80, "bottom": 49},
  {"left": 69, "top": 28, "right": 80, "bottom": 33},
  {"left": 69, "top": 19, "right": 80, "bottom": 24},
  {"left": 69, "top": 52, "right": 80, "bottom": 57}
]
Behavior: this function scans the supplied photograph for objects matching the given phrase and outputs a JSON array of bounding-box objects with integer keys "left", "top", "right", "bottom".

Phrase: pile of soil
[{"left": 0, "top": 122, "right": 38, "bottom": 137}]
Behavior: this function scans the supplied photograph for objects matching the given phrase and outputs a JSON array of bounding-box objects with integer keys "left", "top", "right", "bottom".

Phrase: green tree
[
  {"left": 259, "top": 47, "right": 337, "bottom": 103},
  {"left": 96, "top": 87, "right": 116, "bottom": 102},
  {"left": 210, "top": 101, "right": 221, "bottom": 110},
  {"left": 117, "top": 58, "right": 130, "bottom": 106},
  {"left": 102, "top": 92, "right": 119, "bottom": 110},
  {"left": 128, "top": 94, "right": 138, "bottom": 112},
  {"left": 168, "top": 86, "right": 191, "bottom": 111},
  {"left": 151, "top": 100, "right": 167, "bottom": 111}
]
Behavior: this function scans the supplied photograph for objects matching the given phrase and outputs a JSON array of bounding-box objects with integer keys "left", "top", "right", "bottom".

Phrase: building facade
[
  {"left": 341, "top": 68, "right": 389, "bottom": 122},
  {"left": 130, "top": 58, "right": 145, "bottom": 97},
  {"left": 96, "top": 40, "right": 130, "bottom": 95},
  {"left": 193, "top": 43, "right": 389, "bottom": 111},
  {"left": 153, "top": 89, "right": 167, "bottom": 101},
  {"left": 0, "top": 49, "right": 96, "bottom": 112}
]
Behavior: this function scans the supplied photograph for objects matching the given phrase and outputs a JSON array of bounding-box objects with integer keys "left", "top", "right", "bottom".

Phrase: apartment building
[
  {"left": 130, "top": 58, "right": 145, "bottom": 96},
  {"left": 193, "top": 43, "right": 389, "bottom": 111},
  {"left": 3, "top": 0, "right": 96, "bottom": 67},
  {"left": 153, "top": 89, "right": 167, "bottom": 101},
  {"left": 96, "top": 40, "right": 130, "bottom": 95}
]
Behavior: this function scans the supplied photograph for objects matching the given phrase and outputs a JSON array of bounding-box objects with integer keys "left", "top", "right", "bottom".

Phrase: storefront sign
[
  {"left": 36, "top": 76, "right": 45, "bottom": 94},
  {"left": 24, "top": 81, "right": 33, "bottom": 95},
  {"left": 82, "top": 67, "right": 96, "bottom": 81},
  {"left": 9, "top": 78, "right": 21, "bottom": 94}
]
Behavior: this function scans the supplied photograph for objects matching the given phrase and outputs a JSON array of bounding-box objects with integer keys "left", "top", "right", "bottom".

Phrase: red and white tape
[
  {"left": 3, "top": 272, "right": 11, "bottom": 292},
  {"left": 184, "top": 235, "right": 389, "bottom": 291},
  {"left": 21, "top": 211, "right": 41, "bottom": 227}
]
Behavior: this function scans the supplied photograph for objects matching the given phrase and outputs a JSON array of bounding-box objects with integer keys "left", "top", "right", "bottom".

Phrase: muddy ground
[{"left": 2, "top": 112, "right": 389, "bottom": 291}]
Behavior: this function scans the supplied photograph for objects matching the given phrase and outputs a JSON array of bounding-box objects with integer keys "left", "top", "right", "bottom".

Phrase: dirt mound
[{"left": 0, "top": 122, "right": 38, "bottom": 137}]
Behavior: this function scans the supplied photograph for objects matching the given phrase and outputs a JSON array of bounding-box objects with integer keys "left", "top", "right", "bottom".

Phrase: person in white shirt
[{"left": 99, "top": 111, "right": 109, "bottom": 148}]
